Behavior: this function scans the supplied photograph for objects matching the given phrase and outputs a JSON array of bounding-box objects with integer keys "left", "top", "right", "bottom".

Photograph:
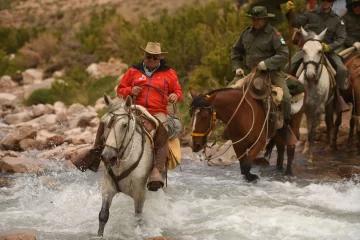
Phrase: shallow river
[{"left": 1, "top": 152, "right": 360, "bottom": 240}]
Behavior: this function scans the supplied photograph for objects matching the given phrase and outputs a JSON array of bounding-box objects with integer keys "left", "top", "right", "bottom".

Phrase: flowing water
[{"left": 1, "top": 152, "right": 360, "bottom": 240}]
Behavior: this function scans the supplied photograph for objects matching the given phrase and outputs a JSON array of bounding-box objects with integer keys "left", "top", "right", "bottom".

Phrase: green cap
[{"left": 246, "top": 6, "right": 275, "bottom": 18}]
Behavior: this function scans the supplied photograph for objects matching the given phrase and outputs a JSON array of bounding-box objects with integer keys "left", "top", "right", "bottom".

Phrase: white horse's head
[
  {"left": 301, "top": 27, "right": 327, "bottom": 82},
  {"left": 101, "top": 94, "right": 135, "bottom": 167}
]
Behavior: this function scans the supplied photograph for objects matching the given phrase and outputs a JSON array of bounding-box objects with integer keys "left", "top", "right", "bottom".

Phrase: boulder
[
  {"left": 22, "top": 68, "right": 43, "bottom": 85},
  {"left": 0, "top": 156, "right": 45, "bottom": 174},
  {"left": 1, "top": 126, "right": 37, "bottom": 150}
]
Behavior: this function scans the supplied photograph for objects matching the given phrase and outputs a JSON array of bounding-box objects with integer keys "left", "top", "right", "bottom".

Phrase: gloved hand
[
  {"left": 286, "top": 0, "right": 294, "bottom": 10},
  {"left": 257, "top": 61, "right": 267, "bottom": 71},
  {"left": 322, "top": 43, "right": 330, "bottom": 53},
  {"left": 353, "top": 42, "right": 360, "bottom": 51},
  {"left": 235, "top": 68, "right": 245, "bottom": 76}
]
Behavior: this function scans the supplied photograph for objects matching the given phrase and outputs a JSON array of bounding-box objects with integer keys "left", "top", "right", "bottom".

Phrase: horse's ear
[
  {"left": 125, "top": 95, "right": 132, "bottom": 109},
  {"left": 189, "top": 88, "right": 198, "bottom": 99},
  {"left": 104, "top": 93, "right": 113, "bottom": 106},
  {"left": 317, "top": 28, "right": 327, "bottom": 41},
  {"left": 300, "top": 27, "right": 308, "bottom": 39}
]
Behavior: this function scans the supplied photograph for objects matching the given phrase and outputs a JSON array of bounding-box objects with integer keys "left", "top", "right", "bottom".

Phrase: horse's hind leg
[
  {"left": 275, "top": 136, "right": 285, "bottom": 171},
  {"left": 332, "top": 112, "right": 342, "bottom": 150},
  {"left": 98, "top": 175, "right": 117, "bottom": 236},
  {"left": 285, "top": 145, "right": 295, "bottom": 176},
  {"left": 325, "top": 103, "right": 335, "bottom": 150},
  {"left": 349, "top": 116, "right": 355, "bottom": 150}
]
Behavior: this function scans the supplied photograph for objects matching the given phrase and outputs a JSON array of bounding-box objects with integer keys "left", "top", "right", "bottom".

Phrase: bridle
[
  {"left": 302, "top": 38, "right": 324, "bottom": 83},
  {"left": 102, "top": 109, "right": 147, "bottom": 192},
  {"left": 190, "top": 106, "right": 218, "bottom": 146}
]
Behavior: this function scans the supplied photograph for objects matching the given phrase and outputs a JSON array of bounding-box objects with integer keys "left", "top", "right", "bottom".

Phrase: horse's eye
[{"left": 123, "top": 124, "right": 127, "bottom": 128}]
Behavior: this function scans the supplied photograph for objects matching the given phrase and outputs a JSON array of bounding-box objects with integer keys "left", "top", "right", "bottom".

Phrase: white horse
[
  {"left": 98, "top": 94, "right": 155, "bottom": 236},
  {"left": 298, "top": 27, "right": 335, "bottom": 164}
]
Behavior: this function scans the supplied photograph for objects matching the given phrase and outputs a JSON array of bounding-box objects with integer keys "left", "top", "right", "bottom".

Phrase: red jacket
[{"left": 117, "top": 60, "right": 182, "bottom": 114}]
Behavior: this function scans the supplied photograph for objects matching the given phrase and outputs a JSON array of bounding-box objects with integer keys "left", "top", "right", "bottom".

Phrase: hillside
[{"left": 0, "top": 0, "right": 223, "bottom": 27}]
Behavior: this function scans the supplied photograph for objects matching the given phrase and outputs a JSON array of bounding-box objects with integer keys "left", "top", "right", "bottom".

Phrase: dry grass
[{"left": 0, "top": 0, "right": 224, "bottom": 27}]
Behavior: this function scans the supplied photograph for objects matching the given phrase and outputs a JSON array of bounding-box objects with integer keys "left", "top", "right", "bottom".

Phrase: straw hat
[{"left": 140, "top": 42, "right": 168, "bottom": 55}]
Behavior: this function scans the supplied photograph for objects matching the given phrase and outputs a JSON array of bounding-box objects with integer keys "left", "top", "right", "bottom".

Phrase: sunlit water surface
[{"left": 1, "top": 154, "right": 360, "bottom": 240}]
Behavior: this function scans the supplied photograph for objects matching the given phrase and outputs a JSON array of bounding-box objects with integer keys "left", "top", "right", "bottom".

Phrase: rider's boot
[
  {"left": 335, "top": 87, "right": 350, "bottom": 113},
  {"left": 147, "top": 122, "right": 168, "bottom": 191},
  {"left": 70, "top": 122, "right": 104, "bottom": 172}
]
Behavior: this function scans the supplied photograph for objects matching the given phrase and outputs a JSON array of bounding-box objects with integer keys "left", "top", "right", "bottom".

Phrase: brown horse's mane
[{"left": 190, "top": 88, "right": 241, "bottom": 109}]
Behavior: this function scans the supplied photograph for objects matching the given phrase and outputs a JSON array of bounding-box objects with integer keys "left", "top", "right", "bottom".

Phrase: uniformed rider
[
  {"left": 343, "top": 0, "right": 360, "bottom": 50},
  {"left": 286, "top": 0, "right": 350, "bottom": 112},
  {"left": 231, "top": 6, "right": 296, "bottom": 143}
]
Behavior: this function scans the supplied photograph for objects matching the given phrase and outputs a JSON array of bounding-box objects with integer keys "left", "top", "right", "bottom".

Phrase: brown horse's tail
[{"left": 264, "top": 138, "right": 276, "bottom": 159}]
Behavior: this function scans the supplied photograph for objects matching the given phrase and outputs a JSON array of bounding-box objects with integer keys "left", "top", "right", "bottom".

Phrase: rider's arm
[
  {"left": 289, "top": 11, "right": 310, "bottom": 28},
  {"left": 328, "top": 20, "right": 346, "bottom": 52},
  {"left": 343, "top": 15, "right": 357, "bottom": 47},
  {"left": 168, "top": 69, "right": 183, "bottom": 102},
  {"left": 117, "top": 69, "right": 134, "bottom": 98},
  {"left": 231, "top": 33, "right": 246, "bottom": 72}
]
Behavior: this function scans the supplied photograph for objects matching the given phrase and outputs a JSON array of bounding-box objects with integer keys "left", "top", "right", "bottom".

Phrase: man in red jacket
[
  {"left": 117, "top": 42, "right": 183, "bottom": 190},
  {"left": 70, "top": 42, "right": 182, "bottom": 192}
]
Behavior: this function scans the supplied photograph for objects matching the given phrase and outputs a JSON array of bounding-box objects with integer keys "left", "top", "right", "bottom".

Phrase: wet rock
[
  {"left": 337, "top": 165, "right": 360, "bottom": 179},
  {"left": 0, "top": 232, "right": 37, "bottom": 240},
  {"left": 0, "top": 177, "right": 15, "bottom": 188},
  {"left": 0, "top": 156, "right": 45, "bottom": 174},
  {"left": 19, "top": 139, "right": 47, "bottom": 151}
]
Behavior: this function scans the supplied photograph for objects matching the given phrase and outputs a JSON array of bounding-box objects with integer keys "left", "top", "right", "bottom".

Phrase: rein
[
  {"left": 103, "top": 110, "right": 147, "bottom": 193},
  {"left": 191, "top": 68, "right": 270, "bottom": 161}
]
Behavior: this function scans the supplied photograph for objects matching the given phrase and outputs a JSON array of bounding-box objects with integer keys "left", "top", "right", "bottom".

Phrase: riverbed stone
[
  {"left": 0, "top": 156, "right": 45, "bottom": 174},
  {"left": 0, "top": 232, "right": 37, "bottom": 240}
]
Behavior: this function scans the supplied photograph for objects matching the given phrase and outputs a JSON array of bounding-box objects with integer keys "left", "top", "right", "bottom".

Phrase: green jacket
[
  {"left": 248, "top": 0, "right": 287, "bottom": 26},
  {"left": 291, "top": 8, "right": 346, "bottom": 52},
  {"left": 231, "top": 23, "right": 288, "bottom": 71},
  {"left": 342, "top": 11, "right": 360, "bottom": 47}
]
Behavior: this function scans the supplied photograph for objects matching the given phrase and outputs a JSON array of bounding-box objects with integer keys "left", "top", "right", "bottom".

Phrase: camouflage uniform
[
  {"left": 247, "top": 0, "right": 288, "bottom": 26},
  {"left": 231, "top": 10, "right": 291, "bottom": 123},
  {"left": 288, "top": 8, "right": 347, "bottom": 89}
]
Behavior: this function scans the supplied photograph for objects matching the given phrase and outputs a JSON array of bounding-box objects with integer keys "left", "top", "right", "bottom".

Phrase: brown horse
[
  {"left": 189, "top": 87, "right": 304, "bottom": 182},
  {"left": 333, "top": 52, "right": 360, "bottom": 152}
]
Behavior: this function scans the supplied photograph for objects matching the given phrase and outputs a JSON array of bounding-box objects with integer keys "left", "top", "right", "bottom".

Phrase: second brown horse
[{"left": 189, "top": 88, "right": 304, "bottom": 182}]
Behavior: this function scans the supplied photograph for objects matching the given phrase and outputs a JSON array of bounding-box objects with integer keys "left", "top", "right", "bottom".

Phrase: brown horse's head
[{"left": 189, "top": 89, "right": 215, "bottom": 152}]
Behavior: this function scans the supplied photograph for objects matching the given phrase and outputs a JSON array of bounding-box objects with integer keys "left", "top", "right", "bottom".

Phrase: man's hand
[
  {"left": 168, "top": 93, "right": 178, "bottom": 103},
  {"left": 322, "top": 43, "right": 330, "bottom": 53},
  {"left": 235, "top": 68, "right": 245, "bottom": 76},
  {"left": 353, "top": 42, "right": 360, "bottom": 51},
  {"left": 131, "top": 86, "right": 142, "bottom": 96},
  {"left": 257, "top": 61, "right": 267, "bottom": 71},
  {"left": 286, "top": 0, "right": 294, "bottom": 10}
]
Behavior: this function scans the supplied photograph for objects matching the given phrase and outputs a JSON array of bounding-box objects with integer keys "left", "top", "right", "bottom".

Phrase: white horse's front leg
[
  {"left": 98, "top": 172, "right": 117, "bottom": 237},
  {"left": 132, "top": 183, "right": 147, "bottom": 215}
]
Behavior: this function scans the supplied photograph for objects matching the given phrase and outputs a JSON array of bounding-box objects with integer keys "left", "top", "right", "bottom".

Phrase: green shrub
[
  {"left": 23, "top": 88, "right": 58, "bottom": 106},
  {"left": 87, "top": 75, "right": 118, "bottom": 105}
]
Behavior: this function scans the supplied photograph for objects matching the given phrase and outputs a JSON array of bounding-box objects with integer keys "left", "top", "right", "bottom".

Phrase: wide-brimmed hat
[
  {"left": 140, "top": 42, "right": 168, "bottom": 55},
  {"left": 248, "top": 76, "right": 272, "bottom": 100},
  {"left": 246, "top": 6, "right": 275, "bottom": 18}
]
